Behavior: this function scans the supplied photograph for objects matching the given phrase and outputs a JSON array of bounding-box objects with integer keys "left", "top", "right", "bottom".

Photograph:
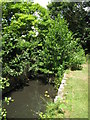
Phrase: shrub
[
  {"left": 2, "top": 2, "right": 85, "bottom": 90},
  {"left": 40, "top": 14, "right": 85, "bottom": 88},
  {"left": 2, "top": 2, "right": 51, "bottom": 81}
]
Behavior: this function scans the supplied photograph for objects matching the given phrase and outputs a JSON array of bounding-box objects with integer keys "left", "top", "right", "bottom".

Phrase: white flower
[
  {"left": 31, "top": 26, "right": 35, "bottom": 30},
  {"left": 22, "top": 35, "right": 26, "bottom": 38},
  {"left": 35, "top": 31, "right": 39, "bottom": 36}
]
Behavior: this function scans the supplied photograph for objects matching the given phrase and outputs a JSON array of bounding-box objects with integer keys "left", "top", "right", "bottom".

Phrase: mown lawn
[{"left": 64, "top": 63, "right": 88, "bottom": 118}]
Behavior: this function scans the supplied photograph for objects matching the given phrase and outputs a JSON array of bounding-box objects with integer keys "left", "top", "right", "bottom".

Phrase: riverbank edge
[{"left": 54, "top": 73, "right": 67, "bottom": 102}]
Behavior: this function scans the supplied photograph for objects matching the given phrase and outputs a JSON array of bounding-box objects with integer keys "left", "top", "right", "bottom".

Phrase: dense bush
[
  {"left": 2, "top": 2, "right": 85, "bottom": 90},
  {"left": 40, "top": 15, "right": 85, "bottom": 88},
  {"left": 2, "top": 2, "right": 51, "bottom": 81}
]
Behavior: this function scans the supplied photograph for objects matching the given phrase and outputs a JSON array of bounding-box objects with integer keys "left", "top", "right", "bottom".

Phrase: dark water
[{"left": 3, "top": 79, "right": 56, "bottom": 118}]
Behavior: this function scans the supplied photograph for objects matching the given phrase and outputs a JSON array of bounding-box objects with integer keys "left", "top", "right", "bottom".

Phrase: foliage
[
  {"left": 39, "top": 98, "right": 66, "bottom": 119},
  {"left": 2, "top": 2, "right": 85, "bottom": 90},
  {"left": 0, "top": 77, "right": 10, "bottom": 89},
  {"left": 69, "top": 45, "right": 86, "bottom": 70},
  {"left": 47, "top": 1, "right": 90, "bottom": 53},
  {"left": 42, "top": 15, "right": 85, "bottom": 88},
  {"left": 2, "top": 2, "right": 51, "bottom": 81},
  {"left": 0, "top": 77, "right": 14, "bottom": 119}
]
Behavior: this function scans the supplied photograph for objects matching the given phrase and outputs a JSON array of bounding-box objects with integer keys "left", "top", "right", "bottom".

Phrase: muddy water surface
[{"left": 4, "top": 79, "right": 56, "bottom": 118}]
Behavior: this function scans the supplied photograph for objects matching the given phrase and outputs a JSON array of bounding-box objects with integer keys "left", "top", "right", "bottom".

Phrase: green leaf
[{"left": 6, "top": 82, "right": 10, "bottom": 87}]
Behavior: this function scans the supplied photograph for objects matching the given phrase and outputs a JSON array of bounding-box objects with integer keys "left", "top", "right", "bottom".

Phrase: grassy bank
[
  {"left": 64, "top": 63, "right": 88, "bottom": 118},
  {"left": 40, "top": 63, "right": 88, "bottom": 118}
]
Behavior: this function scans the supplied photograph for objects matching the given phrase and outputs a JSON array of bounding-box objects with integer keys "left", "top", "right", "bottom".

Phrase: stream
[{"left": 3, "top": 79, "right": 56, "bottom": 118}]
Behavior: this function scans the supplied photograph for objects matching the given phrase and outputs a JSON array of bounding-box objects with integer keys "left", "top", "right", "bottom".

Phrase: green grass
[{"left": 64, "top": 63, "right": 88, "bottom": 118}]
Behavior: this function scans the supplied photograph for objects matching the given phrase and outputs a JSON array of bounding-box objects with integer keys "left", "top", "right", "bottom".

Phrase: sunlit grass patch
[{"left": 64, "top": 63, "right": 88, "bottom": 118}]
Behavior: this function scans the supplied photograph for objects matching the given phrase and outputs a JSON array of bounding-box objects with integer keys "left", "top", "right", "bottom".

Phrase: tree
[
  {"left": 47, "top": 1, "right": 90, "bottom": 53},
  {"left": 2, "top": 2, "right": 51, "bottom": 79},
  {"left": 2, "top": 2, "right": 85, "bottom": 90}
]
